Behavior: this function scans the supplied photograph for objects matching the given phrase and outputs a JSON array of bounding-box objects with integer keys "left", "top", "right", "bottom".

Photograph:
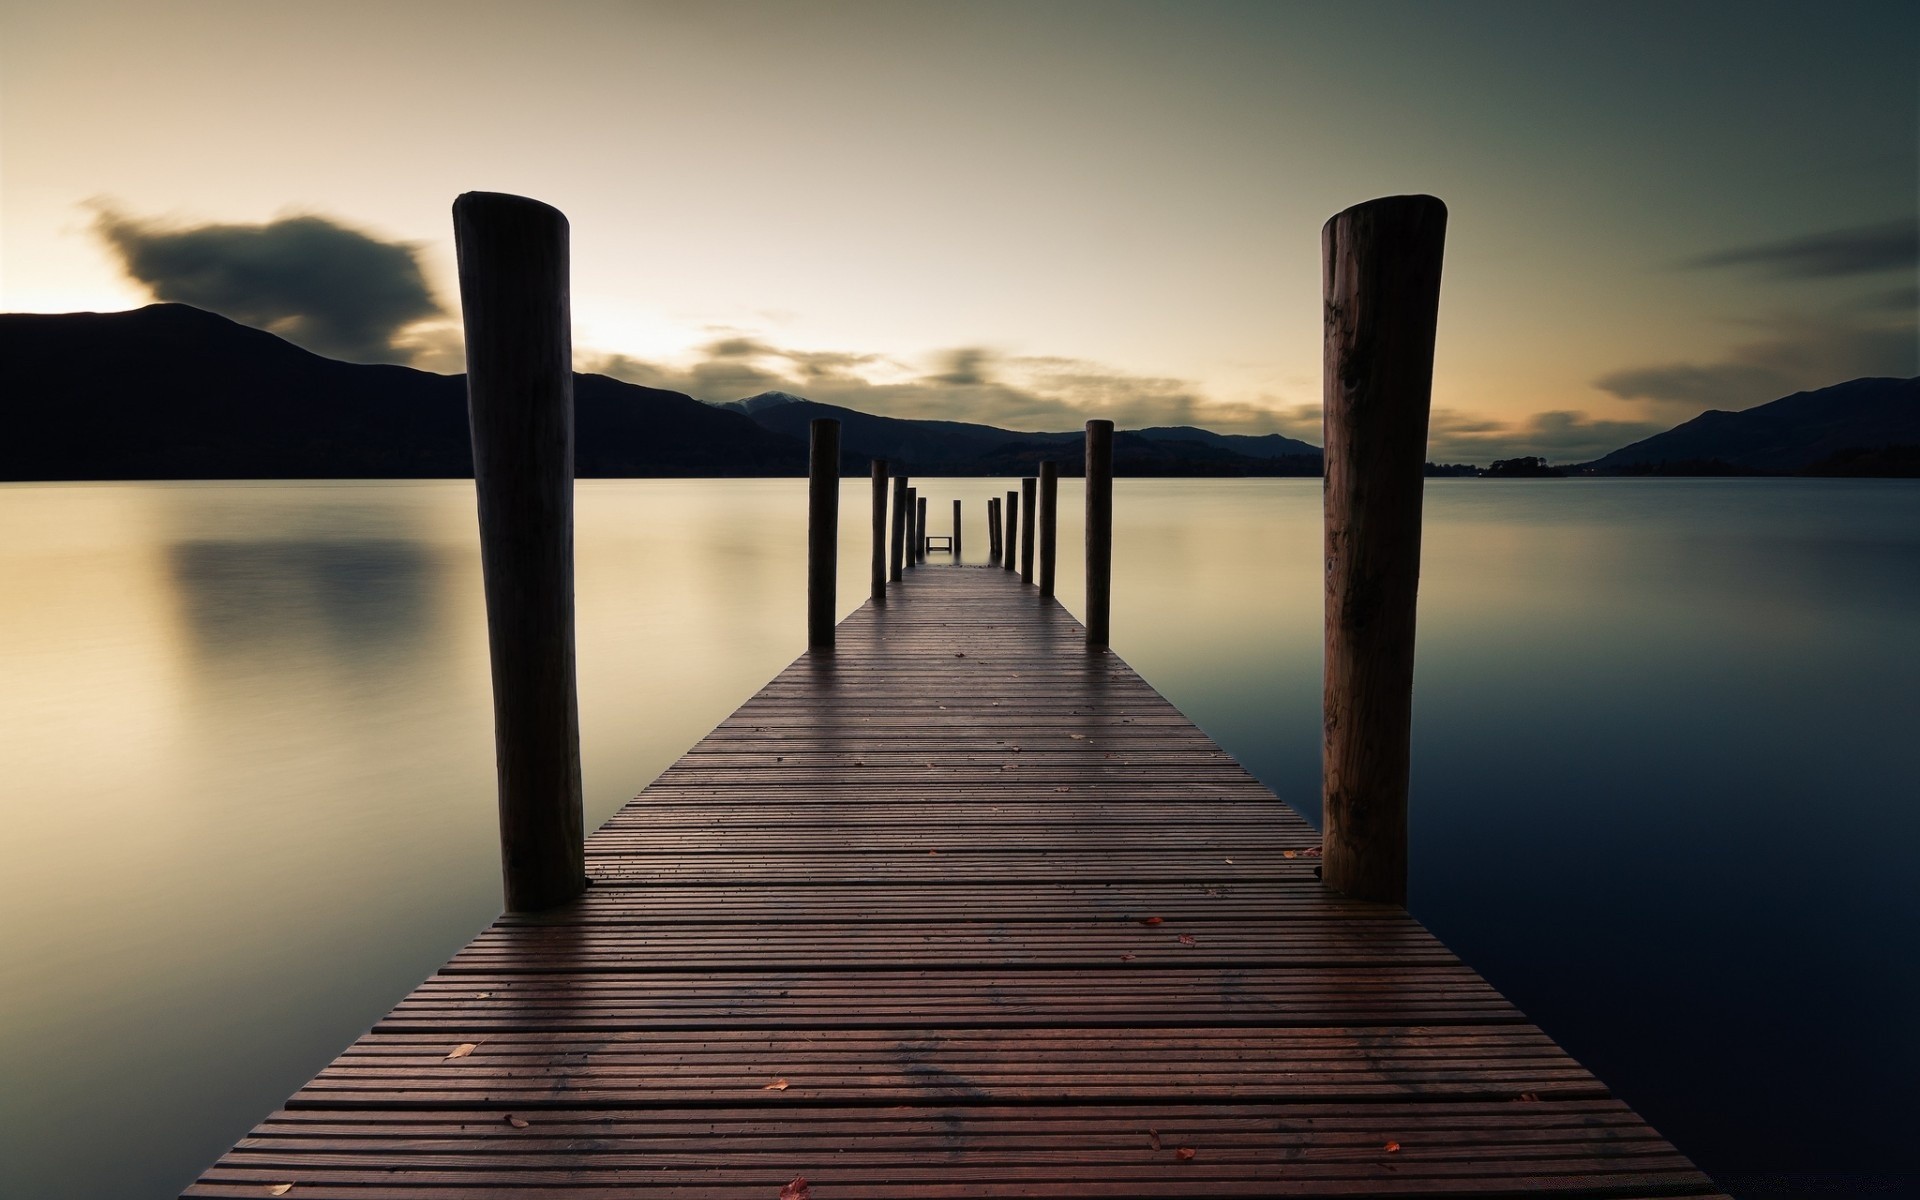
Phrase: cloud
[
  {"left": 1684, "top": 219, "right": 1918, "bottom": 279},
  {"left": 579, "top": 337, "right": 1302, "bottom": 436},
  {"left": 1422, "top": 409, "right": 1664, "bottom": 466},
  {"left": 92, "top": 204, "right": 445, "bottom": 364},
  {"left": 1595, "top": 311, "right": 1917, "bottom": 413}
]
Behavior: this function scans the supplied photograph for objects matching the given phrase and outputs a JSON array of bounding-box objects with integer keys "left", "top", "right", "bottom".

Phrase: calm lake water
[{"left": 1, "top": 478, "right": 1915, "bottom": 1198}]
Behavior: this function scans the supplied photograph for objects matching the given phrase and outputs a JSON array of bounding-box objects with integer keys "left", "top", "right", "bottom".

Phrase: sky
[{"left": 2, "top": 0, "right": 1915, "bottom": 462}]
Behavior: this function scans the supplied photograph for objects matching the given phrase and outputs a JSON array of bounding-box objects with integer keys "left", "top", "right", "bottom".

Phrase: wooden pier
[{"left": 187, "top": 565, "right": 1721, "bottom": 1198}]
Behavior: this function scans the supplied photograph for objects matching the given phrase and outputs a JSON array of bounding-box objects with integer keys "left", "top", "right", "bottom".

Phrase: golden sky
[{"left": 2, "top": 0, "right": 1914, "bottom": 461}]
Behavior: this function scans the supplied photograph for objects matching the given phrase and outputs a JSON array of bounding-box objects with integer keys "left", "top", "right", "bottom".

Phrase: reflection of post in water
[{"left": 165, "top": 538, "right": 439, "bottom": 657}]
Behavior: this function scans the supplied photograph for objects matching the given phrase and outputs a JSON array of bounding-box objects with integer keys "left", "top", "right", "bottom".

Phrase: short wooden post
[
  {"left": 987, "top": 497, "right": 1001, "bottom": 560},
  {"left": 1004, "top": 490, "right": 1018, "bottom": 572},
  {"left": 1321, "top": 193, "right": 1448, "bottom": 907},
  {"left": 870, "top": 459, "right": 888, "bottom": 604},
  {"left": 904, "top": 487, "right": 917, "bottom": 569},
  {"left": 453, "top": 190, "right": 586, "bottom": 914},
  {"left": 953, "top": 499, "right": 963, "bottom": 561},
  {"left": 890, "top": 475, "right": 908, "bottom": 582},
  {"left": 916, "top": 496, "right": 928, "bottom": 561},
  {"left": 1019, "top": 478, "right": 1037, "bottom": 583},
  {"left": 1084, "top": 420, "right": 1114, "bottom": 648},
  {"left": 1037, "top": 461, "right": 1059, "bottom": 598},
  {"left": 808, "top": 418, "right": 840, "bottom": 650}
]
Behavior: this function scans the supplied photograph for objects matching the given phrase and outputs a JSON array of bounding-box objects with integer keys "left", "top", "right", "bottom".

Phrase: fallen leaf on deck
[
  {"left": 268, "top": 1187, "right": 294, "bottom": 1197},
  {"left": 1069, "top": 733, "right": 1085, "bottom": 740},
  {"left": 1302, "top": 845, "right": 1323, "bottom": 857},
  {"left": 1120, "top": 953, "right": 1137, "bottom": 962},
  {"left": 1283, "top": 850, "right": 1298, "bottom": 859},
  {"left": 929, "top": 850, "right": 939, "bottom": 855},
  {"left": 444, "top": 1043, "right": 477, "bottom": 1061},
  {"left": 1176, "top": 1147, "right": 1196, "bottom": 1161},
  {"left": 1516, "top": 1091, "right": 1541, "bottom": 1102},
  {"left": 1223, "top": 858, "right": 1234, "bottom": 864},
  {"left": 1001, "top": 764, "right": 1018, "bottom": 770},
  {"left": 473, "top": 992, "right": 491, "bottom": 999},
  {"left": 1385, "top": 1141, "right": 1401, "bottom": 1153},
  {"left": 1139, "top": 916, "right": 1164, "bottom": 926},
  {"left": 780, "top": 1177, "right": 811, "bottom": 1200},
  {"left": 764, "top": 1079, "right": 791, "bottom": 1091},
  {"left": 954, "top": 652, "right": 966, "bottom": 657},
  {"left": 1147, "top": 1128, "right": 1161, "bottom": 1149},
  {"left": 1178, "top": 934, "right": 1196, "bottom": 946},
  {"left": 1055, "top": 786, "right": 1072, "bottom": 792},
  {"left": 505, "top": 1114, "right": 529, "bottom": 1128}
]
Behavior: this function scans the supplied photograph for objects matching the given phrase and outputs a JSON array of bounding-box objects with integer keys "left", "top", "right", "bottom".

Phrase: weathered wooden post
[
  {"left": 916, "top": 496, "right": 928, "bottom": 561},
  {"left": 808, "top": 417, "right": 840, "bottom": 650},
  {"left": 953, "top": 499, "right": 963, "bottom": 561},
  {"left": 905, "top": 487, "right": 918, "bottom": 569},
  {"left": 1037, "top": 461, "right": 1059, "bottom": 598},
  {"left": 1019, "top": 477, "right": 1037, "bottom": 583},
  {"left": 890, "top": 475, "right": 909, "bottom": 582},
  {"left": 453, "top": 190, "right": 586, "bottom": 914},
  {"left": 870, "top": 459, "right": 888, "bottom": 604},
  {"left": 1321, "top": 193, "right": 1447, "bottom": 907},
  {"left": 1085, "top": 420, "right": 1114, "bottom": 648},
  {"left": 1004, "top": 490, "right": 1018, "bottom": 572},
  {"left": 987, "top": 497, "right": 1001, "bottom": 560}
]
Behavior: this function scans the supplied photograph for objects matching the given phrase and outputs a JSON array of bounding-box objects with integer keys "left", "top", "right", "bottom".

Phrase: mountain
[
  {"left": 1583, "top": 377, "right": 1920, "bottom": 474},
  {"left": 720, "top": 390, "right": 810, "bottom": 415},
  {"left": 734, "top": 398, "right": 1321, "bottom": 476},
  {"left": 0, "top": 305, "right": 803, "bottom": 479},
  {"left": 1136, "top": 426, "right": 1321, "bottom": 459}
]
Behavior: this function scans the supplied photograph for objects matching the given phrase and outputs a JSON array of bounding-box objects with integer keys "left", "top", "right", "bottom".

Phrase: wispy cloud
[
  {"left": 92, "top": 204, "right": 446, "bottom": 365},
  {"left": 1595, "top": 311, "right": 1916, "bottom": 413},
  {"left": 1684, "top": 219, "right": 1918, "bottom": 279}
]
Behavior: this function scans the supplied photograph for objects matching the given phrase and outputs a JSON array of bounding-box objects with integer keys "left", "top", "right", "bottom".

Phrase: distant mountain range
[{"left": 1, "top": 304, "right": 1913, "bottom": 479}]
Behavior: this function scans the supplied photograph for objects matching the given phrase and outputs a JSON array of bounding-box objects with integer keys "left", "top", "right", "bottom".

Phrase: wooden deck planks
[{"left": 188, "top": 565, "right": 1721, "bottom": 1198}]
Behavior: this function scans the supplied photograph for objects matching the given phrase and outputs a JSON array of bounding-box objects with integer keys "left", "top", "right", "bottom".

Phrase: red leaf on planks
[
  {"left": 764, "top": 1079, "right": 791, "bottom": 1091},
  {"left": 1302, "top": 845, "right": 1323, "bottom": 858},
  {"left": 1385, "top": 1141, "right": 1401, "bottom": 1152},
  {"left": 1147, "top": 1128, "right": 1161, "bottom": 1150},
  {"left": 505, "top": 1114, "right": 529, "bottom": 1129},
  {"left": 1178, "top": 934, "right": 1196, "bottom": 946},
  {"left": 443, "top": 1043, "right": 477, "bottom": 1061},
  {"left": 1139, "top": 915, "right": 1164, "bottom": 926},
  {"left": 1283, "top": 850, "right": 1299, "bottom": 859},
  {"left": 780, "top": 1178, "right": 811, "bottom": 1200},
  {"left": 1515, "top": 1091, "right": 1541, "bottom": 1102},
  {"left": 1176, "top": 1147, "right": 1197, "bottom": 1161}
]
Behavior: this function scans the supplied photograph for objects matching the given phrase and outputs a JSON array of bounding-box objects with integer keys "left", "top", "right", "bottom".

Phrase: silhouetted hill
[
  {"left": 0, "top": 305, "right": 803, "bottom": 479},
  {"left": 1582, "top": 377, "right": 1919, "bottom": 474},
  {"left": 1136, "top": 426, "right": 1321, "bottom": 459},
  {"left": 737, "top": 398, "right": 1320, "bottom": 476}
]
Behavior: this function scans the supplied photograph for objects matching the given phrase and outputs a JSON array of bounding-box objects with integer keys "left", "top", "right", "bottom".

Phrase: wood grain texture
[
  {"left": 1321, "top": 194, "right": 1447, "bottom": 905},
  {"left": 452, "top": 191, "right": 585, "bottom": 913},
  {"left": 187, "top": 566, "right": 1716, "bottom": 1198}
]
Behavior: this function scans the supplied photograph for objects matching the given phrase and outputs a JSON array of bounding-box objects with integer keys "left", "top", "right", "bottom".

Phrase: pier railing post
[
  {"left": 453, "top": 190, "right": 586, "bottom": 914},
  {"left": 953, "top": 499, "right": 963, "bottom": 561},
  {"left": 988, "top": 497, "right": 1000, "bottom": 561},
  {"left": 905, "top": 487, "right": 918, "bottom": 568},
  {"left": 890, "top": 475, "right": 909, "bottom": 582},
  {"left": 1019, "top": 477, "right": 1036, "bottom": 583},
  {"left": 808, "top": 417, "right": 841, "bottom": 650},
  {"left": 870, "top": 459, "right": 888, "bottom": 604},
  {"left": 1085, "top": 420, "right": 1114, "bottom": 647},
  {"left": 1037, "top": 461, "right": 1059, "bottom": 598},
  {"left": 1004, "top": 490, "right": 1018, "bottom": 572},
  {"left": 917, "top": 496, "right": 928, "bottom": 562},
  {"left": 1320, "top": 194, "right": 1447, "bottom": 907}
]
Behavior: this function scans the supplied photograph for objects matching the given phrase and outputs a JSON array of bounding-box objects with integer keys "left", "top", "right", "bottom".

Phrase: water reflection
[{"left": 167, "top": 538, "right": 440, "bottom": 656}]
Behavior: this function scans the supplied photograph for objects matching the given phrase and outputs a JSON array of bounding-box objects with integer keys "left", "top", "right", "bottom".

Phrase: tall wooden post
[
  {"left": 1321, "top": 194, "right": 1447, "bottom": 907},
  {"left": 1037, "top": 461, "right": 1059, "bottom": 598},
  {"left": 904, "top": 487, "right": 917, "bottom": 569},
  {"left": 453, "top": 190, "right": 586, "bottom": 914},
  {"left": 1084, "top": 420, "right": 1114, "bottom": 648},
  {"left": 1019, "top": 478, "right": 1036, "bottom": 583},
  {"left": 953, "top": 499, "right": 963, "bottom": 561},
  {"left": 987, "top": 497, "right": 1000, "bottom": 560},
  {"left": 890, "top": 475, "right": 909, "bottom": 582},
  {"left": 916, "top": 497, "right": 928, "bottom": 561},
  {"left": 1004, "top": 490, "right": 1018, "bottom": 572},
  {"left": 808, "top": 418, "right": 840, "bottom": 649},
  {"left": 870, "top": 459, "right": 888, "bottom": 604}
]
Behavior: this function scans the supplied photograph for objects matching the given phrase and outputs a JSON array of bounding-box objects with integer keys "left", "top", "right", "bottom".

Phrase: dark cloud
[
  {"left": 1595, "top": 312, "right": 1917, "bottom": 412},
  {"left": 1685, "top": 219, "right": 1918, "bottom": 279},
  {"left": 1425, "top": 409, "right": 1666, "bottom": 466},
  {"left": 92, "top": 205, "right": 444, "bottom": 364}
]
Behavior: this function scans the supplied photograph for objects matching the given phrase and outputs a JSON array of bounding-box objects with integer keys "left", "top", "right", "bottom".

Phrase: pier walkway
[{"left": 189, "top": 565, "right": 1721, "bottom": 1198}]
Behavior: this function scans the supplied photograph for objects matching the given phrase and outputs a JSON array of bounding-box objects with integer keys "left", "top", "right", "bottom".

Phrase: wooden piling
[
  {"left": 890, "top": 475, "right": 908, "bottom": 582},
  {"left": 1320, "top": 193, "right": 1448, "bottom": 907},
  {"left": 917, "top": 496, "right": 928, "bottom": 562},
  {"left": 452, "top": 190, "right": 586, "bottom": 914},
  {"left": 987, "top": 497, "right": 1001, "bottom": 560},
  {"left": 808, "top": 418, "right": 841, "bottom": 650},
  {"left": 905, "top": 487, "right": 918, "bottom": 569},
  {"left": 870, "top": 460, "right": 888, "bottom": 604},
  {"left": 1004, "top": 490, "right": 1018, "bottom": 572},
  {"left": 1019, "top": 478, "right": 1036, "bottom": 584},
  {"left": 1084, "top": 420, "right": 1114, "bottom": 648},
  {"left": 1038, "top": 461, "right": 1059, "bottom": 598},
  {"left": 953, "top": 499, "right": 963, "bottom": 562}
]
